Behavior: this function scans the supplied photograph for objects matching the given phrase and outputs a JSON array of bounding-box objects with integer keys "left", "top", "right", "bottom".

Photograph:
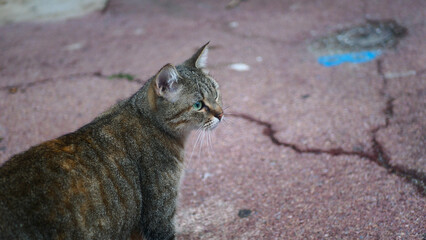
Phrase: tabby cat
[{"left": 0, "top": 43, "right": 223, "bottom": 240}]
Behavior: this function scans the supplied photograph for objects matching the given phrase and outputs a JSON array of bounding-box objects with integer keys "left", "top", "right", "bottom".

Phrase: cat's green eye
[{"left": 193, "top": 101, "right": 203, "bottom": 111}]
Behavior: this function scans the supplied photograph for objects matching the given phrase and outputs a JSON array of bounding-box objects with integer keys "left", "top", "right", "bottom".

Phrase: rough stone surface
[{"left": 0, "top": 0, "right": 425, "bottom": 239}]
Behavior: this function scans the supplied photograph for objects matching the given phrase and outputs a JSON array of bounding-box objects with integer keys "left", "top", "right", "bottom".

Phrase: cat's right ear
[
  {"left": 154, "top": 64, "right": 182, "bottom": 102},
  {"left": 184, "top": 42, "right": 209, "bottom": 69}
]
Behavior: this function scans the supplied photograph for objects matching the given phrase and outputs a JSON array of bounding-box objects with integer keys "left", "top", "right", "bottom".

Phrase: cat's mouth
[{"left": 204, "top": 117, "right": 221, "bottom": 130}]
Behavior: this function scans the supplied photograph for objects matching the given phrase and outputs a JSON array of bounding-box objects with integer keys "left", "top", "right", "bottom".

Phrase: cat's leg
[
  {"left": 142, "top": 217, "right": 176, "bottom": 240},
  {"left": 129, "top": 228, "right": 175, "bottom": 240},
  {"left": 140, "top": 194, "right": 177, "bottom": 240}
]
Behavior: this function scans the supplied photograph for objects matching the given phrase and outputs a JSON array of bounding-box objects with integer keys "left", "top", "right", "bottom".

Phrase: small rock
[
  {"left": 64, "top": 42, "right": 85, "bottom": 51},
  {"left": 202, "top": 172, "right": 213, "bottom": 180},
  {"left": 238, "top": 209, "right": 252, "bottom": 218},
  {"left": 352, "top": 144, "right": 364, "bottom": 152},
  {"left": 301, "top": 94, "right": 310, "bottom": 99},
  {"left": 226, "top": 0, "right": 242, "bottom": 9},
  {"left": 134, "top": 28, "right": 144, "bottom": 36},
  {"left": 384, "top": 70, "right": 416, "bottom": 79},
  {"left": 228, "top": 63, "right": 250, "bottom": 71},
  {"left": 229, "top": 21, "right": 239, "bottom": 28}
]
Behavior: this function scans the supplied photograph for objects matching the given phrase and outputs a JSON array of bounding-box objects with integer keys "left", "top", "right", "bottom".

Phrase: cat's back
[
  {"left": 0, "top": 109, "right": 144, "bottom": 239},
  {"left": 0, "top": 141, "right": 71, "bottom": 239}
]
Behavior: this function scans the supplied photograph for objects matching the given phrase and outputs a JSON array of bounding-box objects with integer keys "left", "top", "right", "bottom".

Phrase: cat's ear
[
  {"left": 184, "top": 42, "right": 209, "bottom": 69},
  {"left": 154, "top": 64, "right": 182, "bottom": 102}
]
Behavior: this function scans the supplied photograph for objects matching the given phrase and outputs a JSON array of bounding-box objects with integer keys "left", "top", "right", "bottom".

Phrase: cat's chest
[{"left": 139, "top": 141, "right": 184, "bottom": 177}]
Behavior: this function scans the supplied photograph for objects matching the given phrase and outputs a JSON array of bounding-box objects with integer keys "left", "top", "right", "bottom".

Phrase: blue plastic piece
[{"left": 318, "top": 50, "right": 382, "bottom": 67}]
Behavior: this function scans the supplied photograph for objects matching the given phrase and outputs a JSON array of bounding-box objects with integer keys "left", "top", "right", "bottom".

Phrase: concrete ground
[{"left": 0, "top": 0, "right": 425, "bottom": 239}]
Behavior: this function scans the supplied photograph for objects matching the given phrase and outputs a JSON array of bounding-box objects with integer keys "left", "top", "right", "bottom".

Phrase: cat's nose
[{"left": 215, "top": 112, "right": 224, "bottom": 121}]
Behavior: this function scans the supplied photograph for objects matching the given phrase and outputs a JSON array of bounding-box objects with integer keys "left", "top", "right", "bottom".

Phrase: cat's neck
[{"left": 130, "top": 79, "right": 189, "bottom": 146}]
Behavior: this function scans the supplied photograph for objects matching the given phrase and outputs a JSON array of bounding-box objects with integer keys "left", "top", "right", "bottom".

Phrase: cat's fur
[{"left": 0, "top": 43, "right": 223, "bottom": 240}]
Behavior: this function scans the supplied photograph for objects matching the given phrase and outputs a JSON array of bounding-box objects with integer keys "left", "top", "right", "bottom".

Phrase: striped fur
[{"left": 0, "top": 43, "right": 223, "bottom": 240}]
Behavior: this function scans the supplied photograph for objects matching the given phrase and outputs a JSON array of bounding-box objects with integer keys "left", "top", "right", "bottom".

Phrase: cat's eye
[{"left": 193, "top": 101, "right": 203, "bottom": 111}]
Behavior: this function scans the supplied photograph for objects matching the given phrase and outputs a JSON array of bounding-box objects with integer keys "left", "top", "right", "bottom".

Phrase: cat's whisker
[
  {"left": 205, "top": 130, "right": 213, "bottom": 159},
  {"left": 223, "top": 105, "right": 232, "bottom": 111},
  {"left": 207, "top": 130, "right": 215, "bottom": 159},
  {"left": 210, "top": 131, "right": 214, "bottom": 151},
  {"left": 221, "top": 117, "right": 237, "bottom": 128},
  {"left": 221, "top": 113, "right": 236, "bottom": 123},
  {"left": 198, "top": 129, "right": 206, "bottom": 160},
  {"left": 206, "top": 130, "right": 211, "bottom": 150},
  {"left": 189, "top": 127, "right": 203, "bottom": 162},
  {"left": 202, "top": 129, "right": 208, "bottom": 158},
  {"left": 197, "top": 128, "right": 206, "bottom": 160},
  {"left": 220, "top": 120, "right": 253, "bottom": 138},
  {"left": 222, "top": 116, "right": 232, "bottom": 124}
]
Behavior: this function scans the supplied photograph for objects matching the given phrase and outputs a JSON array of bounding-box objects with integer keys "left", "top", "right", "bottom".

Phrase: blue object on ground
[{"left": 318, "top": 50, "right": 382, "bottom": 67}]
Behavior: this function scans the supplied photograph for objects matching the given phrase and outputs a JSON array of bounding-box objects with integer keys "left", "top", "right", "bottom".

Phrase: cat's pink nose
[{"left": 216, "top": 112, "right": 224, "bottom": 121}]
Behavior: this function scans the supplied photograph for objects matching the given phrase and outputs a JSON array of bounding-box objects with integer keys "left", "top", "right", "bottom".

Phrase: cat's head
[{"left": 148, "top": 42, "right": 223, "bottom": 136}]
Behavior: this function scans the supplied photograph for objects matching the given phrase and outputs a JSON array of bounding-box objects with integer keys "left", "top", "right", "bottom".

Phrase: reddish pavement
[{"left": 0, "top": 0, "right": 425, "bottom": 239}]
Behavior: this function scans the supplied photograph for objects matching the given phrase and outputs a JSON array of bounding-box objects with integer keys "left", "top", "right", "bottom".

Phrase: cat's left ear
[
  {"left": 184, "top": 42, "right": 209, "bottom": 69},
  {"left": 154, "top": 64, "right": 182, "bottom": 102}
]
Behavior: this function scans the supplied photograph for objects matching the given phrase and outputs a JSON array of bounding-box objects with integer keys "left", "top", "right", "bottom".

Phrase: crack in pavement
[
  {"left": 371, "top": 60, "right": 394, "bottom": 133},
  {"left": 228, "top": 60, "right": 425, "bottom": 196},
  {"left": 229, "top": 112, "right": 425, "bottom": 196},
  {"left": 0, "top": 71, "right": 144, "bottom": 93}
]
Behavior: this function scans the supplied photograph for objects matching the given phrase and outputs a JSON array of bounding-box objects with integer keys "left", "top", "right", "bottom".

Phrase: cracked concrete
[
  {"left": 0, "top": 0, "right": 425, "bottom": 239},
  {"left": 228, "top": 110, "right": 425, "bottom": 196},
  {"left": 0, "top": 71, "right": 144, "bottom": 93}
]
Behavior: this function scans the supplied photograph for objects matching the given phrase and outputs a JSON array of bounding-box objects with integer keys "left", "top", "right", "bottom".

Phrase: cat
[{"left": 0, "top": 42, "right": 223, "bottom": 240}]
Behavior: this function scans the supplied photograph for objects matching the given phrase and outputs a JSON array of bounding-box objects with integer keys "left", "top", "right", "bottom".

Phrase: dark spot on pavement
[
  {"left": 238, "top": 209, "right": 252, "bottom": 218},
  {"left": 8, "top": 87, "right": 18, "bottom": 94},
  {"left": 301, "top": 94, "right": 310, "bottom": 99},
  {"left": 352, "top": 144, "right": 364, "bottom": 152}
]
